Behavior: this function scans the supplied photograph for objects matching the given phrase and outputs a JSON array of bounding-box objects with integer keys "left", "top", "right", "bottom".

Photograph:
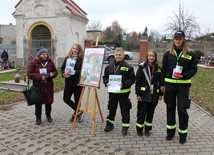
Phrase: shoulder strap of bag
[
  {"left": 142, "top": 68, "right": 152, "bottom": 89},
  {"left": 26, "top": 78, "right": 33, "bottom": 90}
]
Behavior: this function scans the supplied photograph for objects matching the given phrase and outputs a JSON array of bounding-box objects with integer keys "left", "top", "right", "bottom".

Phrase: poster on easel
[{"left": 79, "top": 48, "right": 105, "bottom": 88}]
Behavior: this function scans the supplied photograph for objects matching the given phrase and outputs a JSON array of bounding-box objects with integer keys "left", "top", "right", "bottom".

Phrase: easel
[{"left": 72, "top": 85, "right": 104, "bottom": 136}]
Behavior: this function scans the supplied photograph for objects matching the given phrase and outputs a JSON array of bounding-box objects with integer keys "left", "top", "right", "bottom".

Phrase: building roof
[
  {"left": 62, "top": 0, "right": 88, "bottom": 20},
  {"left": 14, "top": 0, "right": 88, "bottom": 21}
]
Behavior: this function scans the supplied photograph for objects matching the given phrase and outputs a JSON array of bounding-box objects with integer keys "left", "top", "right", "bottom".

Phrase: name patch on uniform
[
  {"left": 120, "top": 67, "right": 128, "bottom": 71},
  {"left": 181, "top": 54, "right": 192, "bottom": 60}
]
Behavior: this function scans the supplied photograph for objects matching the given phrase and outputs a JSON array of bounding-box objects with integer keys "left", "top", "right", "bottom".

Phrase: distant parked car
[{"left": 97, "top": 45, "right": 133, "bottom": 63}]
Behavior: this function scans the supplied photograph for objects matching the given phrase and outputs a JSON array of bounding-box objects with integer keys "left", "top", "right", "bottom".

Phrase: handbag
[{"left": 22, "top": 80, "right": 43, "bottom": 106}]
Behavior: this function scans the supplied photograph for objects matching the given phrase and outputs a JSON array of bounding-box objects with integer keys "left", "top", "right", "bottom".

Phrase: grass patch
[
  {"left": 0, "top": 70, "right": 64, "bottom": 105},
  {"left": 190, "top": 67, "right": 214, "bottom": 115},
  {"left": 0, "top": 67, "right": 214, "bottom": 116}
]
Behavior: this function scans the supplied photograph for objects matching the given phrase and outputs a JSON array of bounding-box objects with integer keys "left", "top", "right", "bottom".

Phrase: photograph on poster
[{"left": 79, "top": 48, "right": 105, "bottom": 88}]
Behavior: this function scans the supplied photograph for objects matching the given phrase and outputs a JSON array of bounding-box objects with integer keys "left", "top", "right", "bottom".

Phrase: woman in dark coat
[
  {"left": 61, "top": 43, "right": 84, "bottom": 123},
  {"left": 27, "top": 47, "right": 58, "bottom": 125}
]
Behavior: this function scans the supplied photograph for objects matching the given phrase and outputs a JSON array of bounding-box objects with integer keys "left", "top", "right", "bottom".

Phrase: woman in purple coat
[{"left": 27, "top": 47, "right": 58, "bottom": 125}]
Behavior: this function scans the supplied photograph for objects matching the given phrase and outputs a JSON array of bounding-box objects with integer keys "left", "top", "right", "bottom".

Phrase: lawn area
[
  {"left": 0, "top": 70, "right": 64, "bottom": 105},
  {"left": 0, "top": 67, "right": 214, "bottom": 116},
  {"left": 190, "top": 66, "right": 214, "bottom": 115}
]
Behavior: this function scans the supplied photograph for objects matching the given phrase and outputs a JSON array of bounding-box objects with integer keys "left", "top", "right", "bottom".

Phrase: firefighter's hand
[
  {"left": 137, "top": 96, "right": 142, "bottom": 101},
  {"left": 119, "top": 83, "right": 123, "bottom": 88},
  {"left": 160, "top": 86, "right": 165, "bottom": 93},
  {"left": 107, "top": 83, "right": 110, "bottom": 87},
  {"left": 174, "top": 74, "right": 183, "bottom": 79}
]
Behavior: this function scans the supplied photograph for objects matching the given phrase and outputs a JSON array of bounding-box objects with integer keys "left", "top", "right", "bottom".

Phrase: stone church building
[{"left": 13, "top": 0, "right": 88, "bottom": 67}]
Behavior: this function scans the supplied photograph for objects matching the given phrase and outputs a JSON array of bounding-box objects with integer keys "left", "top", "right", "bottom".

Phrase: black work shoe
[
  {"left": 179, "top": 137, "right": 186, "bottom": 144},
  {"left": 77, "top": 111, "right": 84, "bottom": 123},
  {"left": 36, "top": 118, "right": 41, "bottom": 125},
  {"left": 104, "top": 124, "right": 114, "bottom": 132},
  {"left": 136, "top": 126, "right": 143, "bottom": 137},
  {"left": 137, "top": 132, "right": 143, "bottom": 137},
  {"left": 69, "top": 115, "right": 75, "bottom": 122},
  {"left": 122, "top": 127, "right": 128, "bottom": 136},
  {"left": 145, "top": 130, "right": 150, "bottom": 137},
  {"left": 46, "top": 116, "right": 52, "bottom": 122},
  {"left": 166, "top": 135, "right": 174, "bottom": 141}
]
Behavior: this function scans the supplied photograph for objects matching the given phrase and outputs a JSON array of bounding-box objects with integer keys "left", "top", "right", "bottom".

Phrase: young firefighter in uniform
[
  {"left": 135, "top": 49, "right": 163, "bottom": 137},
  {"left": 103, "top": 47, "right": 135, "bottom": 136},
  {"left": 160, "top": 30, "right": 198, "bottom": 144}
]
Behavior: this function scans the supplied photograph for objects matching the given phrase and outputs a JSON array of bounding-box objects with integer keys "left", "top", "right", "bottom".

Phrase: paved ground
[{"left": 0, "top": 66, "right": 214, "bottom": 155}]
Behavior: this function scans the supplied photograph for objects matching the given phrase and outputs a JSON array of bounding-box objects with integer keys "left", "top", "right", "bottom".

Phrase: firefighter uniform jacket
[
  {"left": 160, "top": 50, "right": 198, "bottom": 86},
  {"left": 103, "top": 60, "right": 135, "bottom": 93},
  {"left": 135, "top": 61, "right": 163, "bottom": 103}
]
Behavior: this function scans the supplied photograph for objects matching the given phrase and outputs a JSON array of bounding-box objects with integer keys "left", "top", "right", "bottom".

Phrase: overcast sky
[{"left": 0, "top": 0, "right": 213, "bottom": 35}]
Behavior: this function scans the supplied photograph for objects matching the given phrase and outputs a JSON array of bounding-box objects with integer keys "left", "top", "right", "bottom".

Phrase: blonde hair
[
  {"left": 169, "top": 38, "right": 190, "bottom": 55},
  {"left": 67, "top": 43, "right": 83, "bottom": 58},
  {"left": 114, "top": 47, "right": 124, "bottom": 53}
]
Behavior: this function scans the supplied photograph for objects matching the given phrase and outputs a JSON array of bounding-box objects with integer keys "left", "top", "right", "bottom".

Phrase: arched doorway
[
  {"left": 24, "top": 24, "right": 54, "bottom": 65},
  {"left": 31, "top": 25, "right": 52, "bottom": 57}
]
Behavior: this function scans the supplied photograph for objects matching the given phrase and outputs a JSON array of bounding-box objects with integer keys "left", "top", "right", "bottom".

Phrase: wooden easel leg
[
  {"left": 72, "top": 87, "right": 104, "bottom": 136},
  {"left": 92, "top": 100, "right": 96, "bottom": 136},
  {"left": 94, "top": 88, "right": 104, "bottom": 122},
  {"left": 72, "top": 86, "right": 85, "bottom": 128},
  {"left": 84, "top": 87, "right": 91, "bottom": 112}
]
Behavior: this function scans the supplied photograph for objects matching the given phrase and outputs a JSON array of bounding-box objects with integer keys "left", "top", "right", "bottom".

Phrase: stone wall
[{"left": 0, "top": 24, "right": 16, "bottom": 44}]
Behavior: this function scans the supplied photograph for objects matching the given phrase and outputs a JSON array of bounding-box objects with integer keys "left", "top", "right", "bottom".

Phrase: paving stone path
[{"left": 0, "top": 65, "right": 214, "bottom": 155}]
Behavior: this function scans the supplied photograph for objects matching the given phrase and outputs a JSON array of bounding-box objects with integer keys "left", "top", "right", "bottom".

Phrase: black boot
[
  {"left": 179, "top": 134, "right": 187, "bottom": 144},
  {"left": 166, "top": 134, "right": 175, "bottom": 141},
  {"left": 46, "top": 115, "right": 52, "bottom": 122},
  {"left": 179, "top": 137, "right": 186, "bottom": 144},
  {"left": 145, "top": 130, "right": 150, "bottom": 137},
  {"left": 136, "top": 126, "right": 143, "bottom": 137},
  {"left": 166, "top": 129, "right": 175, "bottom": 141},
  {"left": 122, "top": 127, "right": 128, "bottom": 136},
  {"left": 104, "top": 123, "right": 114, "bottom": 132},
  {"left": 70, "top": 115, "right": 75, "bottom": 122},
  {"left": 77, "top": 111, "right": 84, "bottom": 123},
  {"left": 36, "top": 118, "right": 41, "bottom": 125}
]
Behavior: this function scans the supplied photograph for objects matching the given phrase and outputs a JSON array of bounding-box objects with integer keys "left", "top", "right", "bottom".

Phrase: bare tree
[
  {"left": 165, "top": 1, "right": 200, "bottom": 39},
  {"left": 111, "top": 21, "right": 123, "bottom": 36},
  {"left": 102, "top": 21, "right": 124, "bottom": 46},
  {"left": 126, "top": 31, "right": 140, "bottom": 50},
  {"left": 87, "top": 19, "right": 102, "bottom": 30},
  {"left": 149, "top": 30, "right": 162, "bottom": 42}
]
